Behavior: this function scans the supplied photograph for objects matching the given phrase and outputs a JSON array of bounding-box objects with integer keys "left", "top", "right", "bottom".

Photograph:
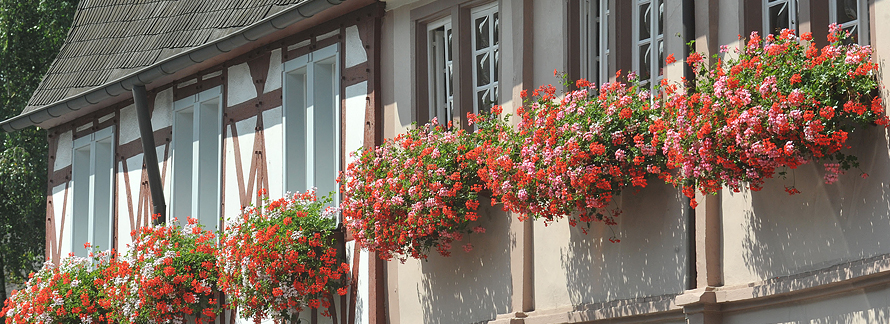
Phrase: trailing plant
[
  {"left": 218, "top": 190, "right": 350, "bottom": 323},
  {"left": 340, "top": 114, "right": 502, "bottom": 260},
  {"left": 661, "top": 25, "right": 889, "bottom": 206},
  {"left": 2, "top": 250, "right": 116, "bottom": 324},
  {"left": 476, "top": 75, "right": 672, "bottom": 233},
  {"left": 120, "top": 217, "right": 221, "bottom": 324}
]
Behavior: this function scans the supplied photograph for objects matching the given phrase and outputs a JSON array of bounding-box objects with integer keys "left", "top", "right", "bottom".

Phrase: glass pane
[
  {"left": 493, "top": 85, "right": 499, "bottom": 106},
  {"left": 475, "top": 16, "right": 489, "bottom": 49},
  {"left": 478, "top": 89, "right": 491, "bottom": 112},
  {"left": 836, "top": 0, "right": 857, "bottom": 24},
  {"left": 494, "top": 12, "right": 499, "bottom": 45},
  {"left": 639, "top": 2, "right": 651, "bottom": 40},
  {"left": 843, "top": 25, "right": 858, "bottom": 44},
  {"left": 494, "top": 48, "right": 499, "bottom": 83},
  {"left": 476, "top": 52, "right": 490, "bottom": 86},
  {"left": 639, "top": 43, "right": 651, "bottom": 82},
  {"left": 769, "top": 2, "right": 790, "bottom": 35},
  {"left": 658, "top": 0, "right": 663, "bottom": 35}
]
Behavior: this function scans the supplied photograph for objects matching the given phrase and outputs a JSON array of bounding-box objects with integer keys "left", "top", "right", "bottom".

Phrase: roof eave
[{"left": 1, "top": 0, "right": 346, "bottom": 133}]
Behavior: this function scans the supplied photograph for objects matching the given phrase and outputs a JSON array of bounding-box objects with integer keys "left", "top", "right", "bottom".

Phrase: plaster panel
[
  {"left": 262, "top": 106, "right": 283, "bottom": 199},
  {"left": 345, "top": 25, "right": 368, "bottom": 68},
  {"left": 532, "top": 0, "right": 564, "bottom": 89},
  {"left": 722, "top": 125, "right": 890, "bottom": 286},
  {"left": 723, "top": 284, "right": 890, "bottom": 324},
  {"left": 227, "top": 62, "right": 258, "bottom": 107},
  {"left": 345, "top": 82, "right": 367, "bottom": 158},
  {"left": 51, "top": 183, "right": 72, "bottom": 259},
  {"left": 152, "top": 88, "right": 173, "bottom": 131},
  {"left": 393, "top": 198, "right": 513, "bottom": 323},
  {"left": 118, "top": 104, "right": 140, "bottom": 145},
  {"left": 54, "top": 130, "right": 73, "bottom": 171},
  {"left": 534, "top": 182, "right": 688, "bottom": 311},
  {"left": 116, "top": 153, "right": 145, "bottom": 253},
  {"left": 264, "top": 49, "right": 283, "bottom": 93},
  {"left": 381, "top": 5, "right": 414, "bottom": 140},
  {"left": 223, "top": 115, "right": 258, "bottom": 224}
]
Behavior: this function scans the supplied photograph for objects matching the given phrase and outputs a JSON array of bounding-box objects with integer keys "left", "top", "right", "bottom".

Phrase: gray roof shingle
[{"left": 23, "top": 0, "right": 309, "bottom": 114}]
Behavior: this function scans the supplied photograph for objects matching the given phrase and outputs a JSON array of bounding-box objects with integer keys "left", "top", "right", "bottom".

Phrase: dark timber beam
[{"left": 132, "top": 85, "right": 167, "bottom": 225}]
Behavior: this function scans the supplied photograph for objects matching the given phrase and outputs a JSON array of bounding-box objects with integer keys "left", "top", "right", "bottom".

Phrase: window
[
  {"left": 282, "top": 44, "right": 340, "bottom": 207},
  {"left": 763, "top": 0, "right": 798, "bottom": 36},
  {"left": 633, "top": 0, "right": 663, "bottom": 88},
  {"left": 471, "top": 3, "right": 499, "bottom": 115},
  {"left": 580, "top": 0, "right": 611, "bottom": 85},
  {"left": 829, "top": 0, "right": 868, "bottom": 44},
  {"left": 427, "top": 17, "right": 455, "bottom": 125},
  {"left": 171, "top": 87, "right": 222, "bottom": 231},
  {"left": 71, "top": 127, "right": 114, "bottom": 257}
]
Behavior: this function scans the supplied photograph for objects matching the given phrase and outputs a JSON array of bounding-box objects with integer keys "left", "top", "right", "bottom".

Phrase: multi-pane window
[
  {"left": 282, "top": 44, "right": 340, "bottom": 207},
  {"left": 171, "top": 87, "right": 222, "bottom": 231},
  {"left": 634, "top": 0, "right": 663, "bottom": 88},
  {"left": 580, "top": 0, "right": 611, "bottom": 85},
  {"left": 830, "top": 0, "right": 868, "bottom": 44},
  {"left": 471, "top": 3, "right": 499, "bottom": 115},
  {"left": 71, "top": 127, "right": 114, "bottom": 257},
  {"left": 427, "top": 17, "right": 454, "bottom": 125},
  {"left": 763, "top": 0, "right": 798, "bottom": 36}
]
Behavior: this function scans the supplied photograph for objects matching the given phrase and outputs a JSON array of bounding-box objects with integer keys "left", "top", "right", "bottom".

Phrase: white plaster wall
[
  {"left": 223, "top": 115, "right": 258, "bottom": 224},
  {"left": 345, "top": 26, "right": 368, "bottom": 68},
  {"left": 532, "top": 0, "right": 564, "bottom": 89},
  {"left": 53, "top": 130, "right": 72, "bottom": 171},
  {"left": 118, "top": 104, "right": 140, "bottom": 145},
  {"left": 263, "top": 106, "right": 284, "bottom": 199},
  {"left": 392, "top": 199, "right": 513, "bottom": 323},
  {"left": 228, "top": 62, "right": 258, "bottom": 107},
  {"left": 152, "top": 88, "right": 173, "bottom": 131},
  {"left": 265, "top": 49, "right": 283, "bottom": 93},
  {"left": 381, "top": 1, "right": 422, "bottom": 140},
  {"left": 534, "top": 182, "right": 688, "bottom": 311},
  {"left": 116, "top": 153, "right": 145, "bottom": 252},
  {"left": 51, "top": 183, "right": 72, "bottom": 258},
  {"left": 723, "top": 285, "right": 890, "bottom": 324},
  {"left": 345, "top": 82, "right": 367, "bottom": 157}
]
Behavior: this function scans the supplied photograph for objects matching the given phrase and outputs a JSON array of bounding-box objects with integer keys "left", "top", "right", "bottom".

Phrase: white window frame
[
  {"left": 580, "top": 0, "right": 611, "bottom": 85},
  {"left": 763, "top": 0, "right": 799, "bottom": 36},
  {"left": 170, "top": 86, "right": 223, "bottom": 231},
  {"left": 282, "top": 44, "right": 341, "bottom": 214},
  {"left": 427, "top": 16, "right": 454, "bottom": 125},
  {"left": 633, "top": 0, "right": 663, "bottom": 89},
  {"left": 470, "top": 3, "right": 499, "bottom": 115},
  {"left": 71, "top": 126, "right": 114, "bottom": 257},
  {"left": 829, "top": 0, "right": 869, "bottom": 45}
]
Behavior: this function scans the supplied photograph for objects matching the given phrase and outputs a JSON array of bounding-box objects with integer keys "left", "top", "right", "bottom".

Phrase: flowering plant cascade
[
  {"left": 121, "top": 217, "right": 221, "bottom": 324},
  {"left": 218, "top": 190, "right": 350, "bottom": 323},
  {"left": 661, "top": 25, "right": 889, "bottom": 205},
  {"left": 2, "top": 251, "right": 116, "bottom": 324},
  {"left": 341, "top": 114, "right": 500, "bottom": 260},
  {"left": 477, "top": 76, "right": 671, "bottom": 231}
]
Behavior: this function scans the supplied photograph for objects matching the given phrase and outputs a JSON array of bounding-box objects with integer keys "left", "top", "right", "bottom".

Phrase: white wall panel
[
  {"left": 345, "top": 26, "right": 368, "bottom": 68},
  {"left": 344, "top": 82, "right": 367, "bottom": 161},
  {"left": 54, "top": 130, "right": 72, "bottom": 171},
  {"left": 118, "top": 104, "right": 140, "bottom": 145},
  {"left": 265, "top": 49, "right": 283, "bottom": 93},
  {"left": 262, "top": 106, "right": 283, "bottom": 199},
  {"left": 227, "top": 63, "right": 258, "bottom": 107},
  {"left": 152, "top": 88, "right": 173, "bottom": 131},
  {"left": 51, "top": 183, "right": 72, "bottom": 259}
]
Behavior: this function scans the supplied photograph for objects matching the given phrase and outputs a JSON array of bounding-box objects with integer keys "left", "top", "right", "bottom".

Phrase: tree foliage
[{"left": 0, "top": 0, "right": 78, "bottom": 311}]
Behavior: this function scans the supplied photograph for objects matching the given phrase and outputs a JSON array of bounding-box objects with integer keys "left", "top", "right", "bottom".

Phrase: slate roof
[{"left": 23, "top": 0, "right": 310, "bottom": 114}]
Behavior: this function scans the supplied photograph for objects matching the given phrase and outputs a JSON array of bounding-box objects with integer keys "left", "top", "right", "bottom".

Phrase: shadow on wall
[
  {"left": 559, "top": 181, "right": 688, "bottom": 313},
  {"left": 742, "top": 125, "right": 890, "bottom": 283},
  {"left": 724, "top": 283, "right": 890, "bottom": 324},
  {"left": 417, "top": 197, "right": 514, "bottom": 323}
]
